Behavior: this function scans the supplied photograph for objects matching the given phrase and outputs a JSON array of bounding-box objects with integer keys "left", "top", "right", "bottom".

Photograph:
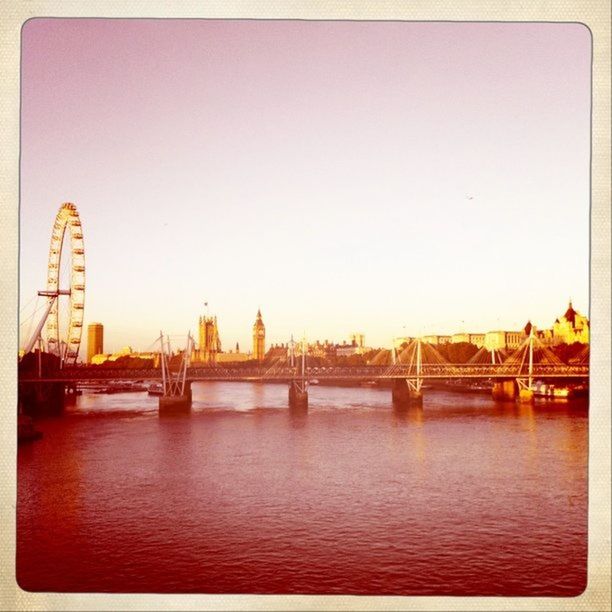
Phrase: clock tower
[{"left": 252, "top": 309, "right": 266, "bottom": 361}]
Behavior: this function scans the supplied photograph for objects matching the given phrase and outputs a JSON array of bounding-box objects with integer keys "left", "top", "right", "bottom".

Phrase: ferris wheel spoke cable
[
  {"left": 20, "top": 295, "right": 42, "bottom": 349},
  {"left": 19, "top": 293, "right": 38, "bottom": 316},
  {"left": 19, "top": 295, "right": 41, "bottom": 327}
]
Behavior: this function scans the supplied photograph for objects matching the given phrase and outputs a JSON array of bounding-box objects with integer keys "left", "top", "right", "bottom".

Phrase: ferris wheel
[{"left": 23, "top": 203, "right": 85, "bottom": 364}]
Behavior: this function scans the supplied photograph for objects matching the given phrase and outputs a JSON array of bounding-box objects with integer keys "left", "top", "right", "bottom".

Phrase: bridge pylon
[
  {"left": 391, "top": 338, "right": 424, "bottom": 407},
  {"left": 158, "top": 331, "right": 194, "bottom": 415},
  {"left": 516, "top": 327, "right": 536, "bottom": 403},
  {"left": 289, "top": 335, "right": 308, "bottom": 410},
  {"left": 492, "top": 327, "right": 548, "bottom": 403}
]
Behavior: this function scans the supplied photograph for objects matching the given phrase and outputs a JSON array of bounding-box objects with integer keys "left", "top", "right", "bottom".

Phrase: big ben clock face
[{"left": 258, "top": 330, "right": 264, "bottom": 337}]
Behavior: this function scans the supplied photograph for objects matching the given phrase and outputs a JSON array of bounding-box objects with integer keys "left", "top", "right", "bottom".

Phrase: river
[{"left": 17, "top": 382, "right": 588, "bottom": 595}]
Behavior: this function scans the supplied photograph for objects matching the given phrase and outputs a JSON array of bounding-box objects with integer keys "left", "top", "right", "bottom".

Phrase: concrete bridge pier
[
  {"left": 19, "top": 381, "right": 66, "bottom": 417},
  {"left": 517, "top": 379, "right": 535, "bottom": 403},
  {"left": 159, "top": 381, "right": 192, "bottom": 415},
  {"left": 391, "top": 378, "right": 423, "bottom": 407},
  {"left": 492, "top": 380, "right": 518, "bottom": 401},
  {"left": 289, "top": 380, "right": 308, "bottom": 410}
]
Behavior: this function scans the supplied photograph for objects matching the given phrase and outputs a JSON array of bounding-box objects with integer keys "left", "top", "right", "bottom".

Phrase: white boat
[
  {"left": 533, "top": 382, "right": 570, "bottom": 399},
  {"left": 147, "top": 383, "right": 163, "bottom": 396}
]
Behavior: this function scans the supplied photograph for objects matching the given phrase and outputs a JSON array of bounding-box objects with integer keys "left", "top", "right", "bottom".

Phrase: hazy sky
[{"left": 20, "top": 19, "right": 591, "bottom": 355}]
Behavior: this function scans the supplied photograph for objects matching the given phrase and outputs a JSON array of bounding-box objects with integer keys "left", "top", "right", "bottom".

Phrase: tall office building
[
  {"left": 87, "top": 323, "right": 104, "bottom": 363},
  {"left": 252, "top": 309, "right": 266, "bottom": 361}
]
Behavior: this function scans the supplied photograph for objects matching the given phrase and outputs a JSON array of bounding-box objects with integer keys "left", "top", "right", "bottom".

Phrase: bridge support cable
[
  {"left": 496, "top": 326, "right": 575, "bottom": 402},
  {"left": 262, "top": 356, "right": 288, "bottom": 379},
  {"left": 516, "top": 329, "right": 536, "bottom": 401},
  {"left": 388, "top": 337, "right": 432, "bottom": 406},
  {"left": 408, "top": 338, "right": 423, "bottom": 394},
  {"left": 289, "top": 334, "right": 308, "bottom": 410},
  {"left": 288, "top": 335, "right": 296, "bottom": 368},
  {"left": 466, "top": 345, "right": 502, "bottom": 366}
]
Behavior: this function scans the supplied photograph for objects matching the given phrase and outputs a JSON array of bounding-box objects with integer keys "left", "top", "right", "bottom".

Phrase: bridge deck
[{"left": 19, "top": 364, "right": 589, "bottom": 383}]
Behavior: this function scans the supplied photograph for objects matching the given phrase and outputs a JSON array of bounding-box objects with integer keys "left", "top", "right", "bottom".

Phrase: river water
[{"left": 17, "top": 382, "right": 587, "bottom": 595}]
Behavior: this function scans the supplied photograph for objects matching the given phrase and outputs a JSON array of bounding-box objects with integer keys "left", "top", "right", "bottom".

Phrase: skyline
[
  {"left": 19, "top": 19, "right": 591, "bottom": 354},
  {"left": 80, "top": 297, "right": 586, "bottom": 358}
]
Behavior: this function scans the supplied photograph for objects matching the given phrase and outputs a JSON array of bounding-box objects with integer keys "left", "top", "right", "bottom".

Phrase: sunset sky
[{"left": 19, "top": 19, "right": 591, "bottom": 355}]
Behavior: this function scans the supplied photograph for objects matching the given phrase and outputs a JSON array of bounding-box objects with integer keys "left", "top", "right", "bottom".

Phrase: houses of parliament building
[{"left": 192, "top": 309, "right": 266, "bottom": 364}]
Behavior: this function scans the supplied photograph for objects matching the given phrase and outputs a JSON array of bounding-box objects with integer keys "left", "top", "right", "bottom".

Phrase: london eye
[{"left": 23, "top": 203, "right": 85, "bottom": 364}]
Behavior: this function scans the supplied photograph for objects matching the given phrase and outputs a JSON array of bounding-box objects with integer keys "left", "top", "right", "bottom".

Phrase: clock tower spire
[{"left": 253, "top": 309, "right": 265, "bottom": 361}]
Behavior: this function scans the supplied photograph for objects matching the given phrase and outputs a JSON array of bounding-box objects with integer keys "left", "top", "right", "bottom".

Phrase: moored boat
[
  {"left": 533, "top": 381, "right": 585, "bottom": 399},
  {"left": 147, "top": 383, "right": 164, "bottom": 396},
  {"left": 96, "top": 381, "right": 147, "bottom": 394}
]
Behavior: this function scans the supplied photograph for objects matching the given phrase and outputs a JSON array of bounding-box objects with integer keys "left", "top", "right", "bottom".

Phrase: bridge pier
[
  {"left": 391, "top": 378, "right": 423, "bottom": 407},
  {"left": 159, "top": 381, "right": 192, "bottom": 415},
  {"left": 516, "top": 379, "right": 535, "bottom": 403},
  {"left": 492, "top": 380, "right": 517, "bottom": 402},
  {"left": 18, "top": 350, "right": 66, "bottom": 417},
  {"left": 289, "top": 380, "right": 308, "bottom": 410},
  {"left": 18, "top": 381, "right": 66, "bottom": 417}
]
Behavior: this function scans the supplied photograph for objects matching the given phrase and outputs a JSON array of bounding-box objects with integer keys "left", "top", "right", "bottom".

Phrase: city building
[
  {"left": 87, "top": 323, "right": 104, "bottom": 363},
  {"left": 217, "top": 351, "right": 251, "bottom": 363},
  {"left": 393, "top": 336, "right": 414, "bottom": 350},
  {"left": 467, "top": 333, "right": 485, "bottom": 348},
  {"left": 252, "top": 309, "right": 266, "bottom": 361},
  {"left": 193, "top": 315, "right": 221, "bottom": 364},
  {"left": 552, "top": 301, "right": 589, "bottom": 345},
  {"left": 337, "top": 334, "right": 368, "bottom": 357},
  {"left": 90, "top": 346, "right": 159, "bottom": 366},
  {"left": 350, "top": 333, "right": 366, "bottom": 351},
  {"left": 389, "top": 301, "right": 588, "bottom": 355},
  {"left": 450, "top": 333, "right": 485, "bottom": 347},
  {"left": 215, "top": 340, "right": 251, "bottom": 363},
  {"left": 266, "top": 343, "right": 289, "bottom": 361},
  {"left": 421, "top": 335, "right": 451, "bottom": 345},
  {"left": 536, "top": 328, "right": 555, "bottom": 345},
  {"left": 483, "top": 330, "right": 526, "bottom": 351}
]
